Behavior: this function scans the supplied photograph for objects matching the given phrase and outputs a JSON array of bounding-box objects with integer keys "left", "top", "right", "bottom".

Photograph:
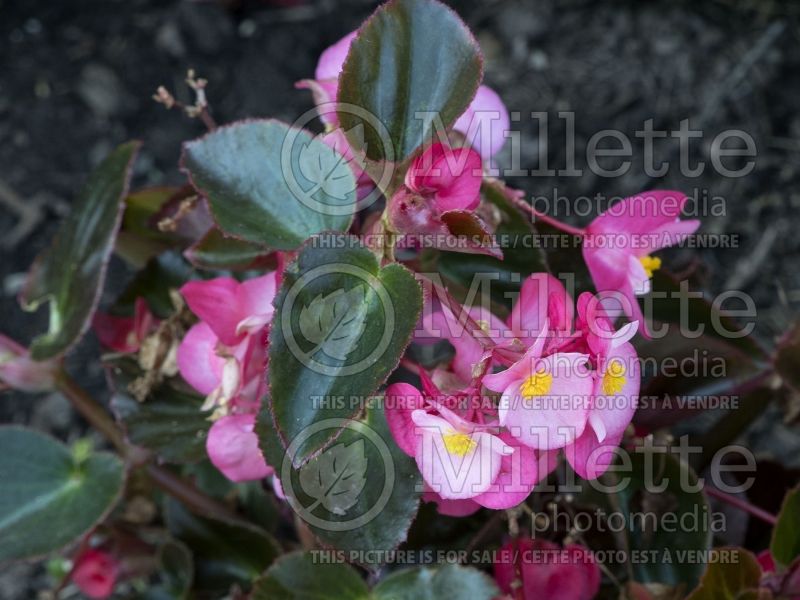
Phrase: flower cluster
[{"left": 176, "top": 273, "right": 278, "bottom": 482}]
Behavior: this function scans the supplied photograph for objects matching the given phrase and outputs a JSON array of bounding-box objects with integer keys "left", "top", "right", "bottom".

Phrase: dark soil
[{"left": 1, "top": 0, "right": 799, "bottom": 596}]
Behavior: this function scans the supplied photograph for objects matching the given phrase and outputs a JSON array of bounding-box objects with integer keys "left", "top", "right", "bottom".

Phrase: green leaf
[
  {"left": 581, "top": 449, "right": 712, "bottom": 588},
  {"left": 338, "top": 0, "right": 483, "bottom": 162},
  {"left": 114, "top": 251, "right": 195, "bottom": 319},
  {"left": 108, "top": 359, "right": 211, "bottom": 464},
  {"left": 258, "top": 404, "right": 422, "bottom": 568},
  {"left": 372, "top": 564, "right": 499, "bottom": 599},
  {"left": 771, "top": 485, "right": 800, "bottom": 568},
  {"left": 686, "top": 547, "right": 763, "bottom": 600},
  {"left": 142, "top": 539, "right": 194, "bottom": 600},
  {"left": 269, "top": 233, "right": 422, "bottom": 464},
  {"left": 0, "top": 427, "right": 125, "bottom": 562},
  {"left": 251, "top": 552, "right": 369, "bottom": 600},
  {"left": 116, "top": 186, "right": 179, "bottom": 267},
  {"left": 20, "top": 141, "right": 140, "bottom": 359},
  {"left": 438, "top": 180, "right": 549, "bottom": 311},
  {"left": 184, "top": 227, "right": 273, "bottom": 271},
  {"left": 181, "top": 120, "right": 355, "bottom": 250},
  {"left": 163, "top": 496, "right": 280, "bottom": 593}
]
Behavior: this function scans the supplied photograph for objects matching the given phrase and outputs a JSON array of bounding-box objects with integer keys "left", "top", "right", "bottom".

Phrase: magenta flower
[
  {"left": 507, "top": 273, "right": 574, "bottom": 349},
  {"left": 93, "top": 297, "right": 155, "bottom": 353},
  {"left": 0, "top": 334, "right": 59, "bottom": 392},
  {"left": 70, "top": 549, "right": 118, "bottom": 600},
  {"left": 582, "top": 190, "right": 700, "bottom": 329},
  {"left": 388, "top": 142, "right": 500, "bottom": 257},
  {"left": 206, "top": 413, "right": 273, "bottom": 482},
  {"left": 301, "top": 31, "right": 510, "bottom": 159},
  {"left": 494, "top": 538, "right": 601, "bottom": 600}
]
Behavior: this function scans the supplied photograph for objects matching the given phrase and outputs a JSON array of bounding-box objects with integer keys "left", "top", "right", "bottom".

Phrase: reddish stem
[
  {"left": 704, "top": 485, "right": 778, "bottom": 526},
  {"left": 509, "top": 195, "right": 586, "bottom": 236}
]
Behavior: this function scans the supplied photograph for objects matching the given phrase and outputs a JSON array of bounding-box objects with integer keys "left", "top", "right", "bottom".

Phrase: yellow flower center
[
  {"left": 520, "top": 370, "right": 554, "bottom": 400},
  {"left": 475, "top": 319, "right": 491, "bottom": 333},
  {"left": 601, "top": 360, "right": 627, "bottom": 395},
  {"left": 639, "top": 255, "right": 662, "bottom": 278},
  {"left": 443, "top": 432, "right": 477, "bottom": 456}
]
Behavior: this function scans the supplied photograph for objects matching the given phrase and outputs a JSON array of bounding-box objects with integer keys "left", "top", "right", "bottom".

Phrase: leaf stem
[{"left": 704, "top": 485, "right": 778, "bottom": 526}]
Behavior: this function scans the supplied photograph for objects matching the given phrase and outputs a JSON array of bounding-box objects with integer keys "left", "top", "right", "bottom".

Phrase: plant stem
[
  {"left": 508, "top": 195, "right": 586, "bottom": 236},
  {"left": 55, "top": 369, "right": 247, "bottom": 526},
  {"left": 55, "top": 370, "right": 127, "bottom": 453},
  {"left": 704, "top": 485, "right": 778, "bottom": 526}
]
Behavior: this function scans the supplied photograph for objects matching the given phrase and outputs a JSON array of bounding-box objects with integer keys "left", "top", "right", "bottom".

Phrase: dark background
[{"left": 1, "top": 0, "right": 799, "bottom": 595}]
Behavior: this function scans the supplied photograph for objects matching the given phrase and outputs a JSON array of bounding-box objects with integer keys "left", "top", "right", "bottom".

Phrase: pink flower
[
  {"left": 483, "top": 328, "right": 594, "bottom": 451},
  {"left": 412, "top": 405, "right": 512, "bottom": 500},
  {"left": 582, "top": 190, "right": 700, "bottom": 329},
  {"left": 180, "top": 273, "right": 277, "bottom": 347},
  {"left": 206, "top": 414, "right": 273, "bottom": 482},
  {"left": 93, "top": 297, "right": 155, "bottom": 353},
  {"left": 508, "top": 273, "right": 574, "bottom": 349},
  {"left": 71, "top": 549, "right": 118, "bottom": 600},
  {"left": 0, "top": 334, "right": 58, "bottom": 392},
  {"left": 422, "top": 488, "right": 481, "bottom": 517},
  {"left": 301, "top": 31, "right": 510, "bottom": 159},
  {"left": 494, "top": 538, "right": 601, "bottom": 600},
  {"left": 388, "top": 143, "right": 499, "bottom": 258}
]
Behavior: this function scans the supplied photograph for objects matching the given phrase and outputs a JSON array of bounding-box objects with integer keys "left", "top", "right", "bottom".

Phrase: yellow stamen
[
  {"left": 443, "top": 432, "right": 477, "bottom": 456},
  {"left": 601, "top": 360, "right": 627, "bottom": 395},
  {"left": 520, "top": 370, "right": 554, "bottom": 400},
  {"left": 475, "top": 319, "right": 491, "bottom": 334},
  {"left": 639, "top": 255, "right": 662, "bottom": 278}
]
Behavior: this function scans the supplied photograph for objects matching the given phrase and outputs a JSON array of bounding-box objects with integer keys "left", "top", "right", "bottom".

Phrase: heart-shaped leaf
[
  {"left": 338, "top": 0, "right": 483, "bottom": 162},
  {"left": 181, "top": 120, "right": 355, "bottom": 250},
  {"left": 0, "top": 427, "right": 125, "bottom": 562},
  {"left": 372, "top": 564, "right": 499, "bottom": 599},
  {"left": 20, "top": 141, "right": 140, "bottom": 359},
  {"left": 269, "top": 233, "right": 422, "bottom": 465},
  {"left": 257, "top": 403, "right": 422, "bottom": 568},
  {"left": 251, "top": 552, "right": 369, "bottom": 600},
  {"left": 298, "top": 439, "right": 368, "bottom": 515},
  {"left": 771, "top": 485, "right": 800, "bottom": 568},
  {"left": 163, "top": 496, "right": 280, "bottom": 593}
]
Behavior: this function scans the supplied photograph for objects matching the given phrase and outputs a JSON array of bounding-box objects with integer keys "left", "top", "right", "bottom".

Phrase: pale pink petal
[
  {"left": 0, "top": 334, "right": 58, "bottom": 392},
  {"left": 207, "top": 414, "right": 273, "bottom": 482},
  {"left": 590, "top": 342, "right": 639, "bottom": 441},
  {"left": 385, "top": 383, "right": 427, "bottom": 456},
  {"left": 483, "top": 325, "right": 549, "bottom": 393},
  {"left": 412, "top": 411, "right": 506, "bottom": 499},
  {"left": 180, "top": 277, "right": 243, "bottom": 346},
  {"left": 587, "top": 190, "right": 689, "bottom": 238},
  {"left": 453, "top": 85, "right": 510, "bottom": 160},
  {"left": 500, "top": 353, "right": 593, "bottom": 450},
  {"left": 235, "top": 272, "right": 277, "bottom": 335},
  {"left": 315, "top": 30, "right": 357, "bottom": 82},
  {"left": 472, "top": 431, "right": 538, "bottom": 509},
  {"left": 177, "top": 322, "right": 224, "bottom": 395},
  {"left": 565, "top": 428, "right": 623, "bottom": 480}
]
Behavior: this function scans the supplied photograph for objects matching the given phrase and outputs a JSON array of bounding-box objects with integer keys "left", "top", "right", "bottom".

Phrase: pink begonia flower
[
  {"left": 70, "top": 549, "right": 118, "bottom": 600},
  {"left": 180, "top": 273, "right": 277, "bottom": 347},
  {"left": 93, "top": 297, "right": 155, "bottom": 353},
  {"left": 385, "top": 382, "right": 428, "bottom": 457},
  {"left": 757, "top": 550, "right": 776, "bottom": 574},
  {"left": 405, "top": 142, "right": 482, "bottom": 213},
  {"left": 484, "top": 327, "right": 594, "bottom": 451},
  {"left": 582, "top": 190, "right": 700, "bottom": 329},
  {"left": 508, "top": 273, "right": 574, "bottom": 350},
  {"left": 494, "top": 538, "right": 601, "bottom": 600},
  {"left": 412, "top": 406, "right": 513, "bottom": 500},
  {"left": 422, "top": 488, "right": 481, "bottom": 517},
  {"left": 418, "top": 303, "right": 513, "bottom": 383},
  {"left": 0, "top": 334, "right": 58, "bottom": 392},
  {"left": 206, "top": 413, "right": 273, "bottom": 482},
  {"left": 302, "top": 31, "right": 510, "bottom": 159}
]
